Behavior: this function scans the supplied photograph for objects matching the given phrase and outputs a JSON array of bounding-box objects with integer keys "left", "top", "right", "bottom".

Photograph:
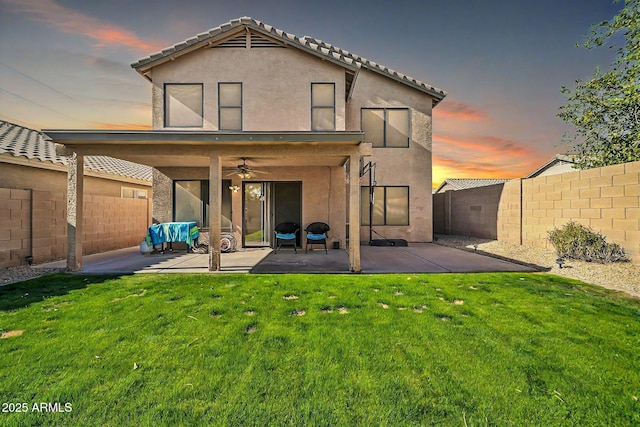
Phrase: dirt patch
[
  {"left": 328, "top": 295, "right": 336, "bottom": 299},
  {"left": 371, "top": 289, "right": 379, "bottom": 293},
  {"left": 453, "top": 300, "right": 465, "bottom": 305},
  {"left": 111, "top": 290, "right": 146, "bottom": 302},
  {"left": 412, "top": 307, "right": 423, "bottom": 313},
  {"left": 378, "top": 302, "right": 389, "bottom": 309},
  {"left": 246, "top": 325, "right": 257, "bottom": 334},
  {"left": 394, "top": 291, "right": 404, "bottom": 296},
  {"left": 283, "top": 295, "right": 299, "bottom": 300},
  {"left": 397, "top": 306, "right": 406, "bottom": 311},
  {"left": 42, "top": 301, "right": 70, "bottom": 311},
  {"left": 291, "top": 310, "right": 306, "bottom": 316},
  {"left": 244, "top": 310, "right": 255, "bottom": 316},
  {"left": 321, "top": 307, "right": 333, "bottom": 313},
  {"left": 1, "top": 330, "right": 24, "bottom": 339},
  {"left": 337, "top": 306, "right": 349, "bottom": 314},
  {"left": 469, "top": 286, "right": 478, "bottom": 290}
]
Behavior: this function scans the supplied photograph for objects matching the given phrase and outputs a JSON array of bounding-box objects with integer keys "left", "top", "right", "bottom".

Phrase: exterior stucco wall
[
  {"left": 153, "top": 166, "right": 347, "bottom": 248},
  {"left": 151, "top": 46, "right": 346, "bottom": 131},
  {"left": 147, "top": 41, "right": 436, "bottom": 246},
  {"left": 152, "top": 168, "right": 173, "bottom": 224},
  {"left": 346, "top": 69, "right": 434, "bottom": 242}
]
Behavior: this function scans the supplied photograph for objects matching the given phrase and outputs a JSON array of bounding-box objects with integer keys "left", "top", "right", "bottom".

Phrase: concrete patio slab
[
  {"left": 250, "top": 249, "right": 349, "bottom": 273},
  {"left": 37, "top": 243, "right": 534, "bottom": 274},
  {"left": 361, "top": 244, "right": 535, "bottom": 273},
  {"left": 38, "top": 247, "right": 272, "bottom": 274}
]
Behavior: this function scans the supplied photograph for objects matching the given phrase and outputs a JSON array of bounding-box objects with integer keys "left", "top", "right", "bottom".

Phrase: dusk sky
[{"left": 0, "top": 0, "right": 623, "bottom": 186}]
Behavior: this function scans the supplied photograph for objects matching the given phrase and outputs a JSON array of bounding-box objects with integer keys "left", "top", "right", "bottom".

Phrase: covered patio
[
  {"left": 44, "top": 130, "right": 371, "bottom": 273},
  {"left": 37, "top": 243, "right": 535, "bottom": 274}
]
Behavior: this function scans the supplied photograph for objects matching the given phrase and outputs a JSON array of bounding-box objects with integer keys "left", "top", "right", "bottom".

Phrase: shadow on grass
[{"left": 0, "top": 273, "right": 125, "bottom": 312}]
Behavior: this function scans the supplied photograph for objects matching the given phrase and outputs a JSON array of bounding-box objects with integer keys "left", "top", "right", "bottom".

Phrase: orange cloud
[
  {"left": 2, "top": 0, "right": 166, "bottom": 53},
  {"left": 434, "top": 135, "right": 537, "bottom": 158},
  {"left": 433, "top": 101, "right": 487, "bottom": 122},
  {"left": 92, "top": 122, "right": 151, "bottom": 130},
  {"left": 432, "top": 154, "right": 531, "bottom": 188}
]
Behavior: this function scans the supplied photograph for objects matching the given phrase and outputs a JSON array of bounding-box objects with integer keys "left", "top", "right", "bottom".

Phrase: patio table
[{"left": 146, "top": 222, "right": 199, "bottom": 253}]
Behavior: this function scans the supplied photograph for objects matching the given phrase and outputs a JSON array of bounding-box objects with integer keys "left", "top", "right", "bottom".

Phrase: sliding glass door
[
  {"left": 242, "top": 182, "right": 302, "bottom": 248},
  {"left": 243, "top": 182, "right": 271, "bottom": 247}
]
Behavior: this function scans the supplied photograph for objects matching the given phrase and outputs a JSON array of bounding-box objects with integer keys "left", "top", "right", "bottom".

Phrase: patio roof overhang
[
  {"left": 43, "top": 129, "right": 369, "bottom": 274},
  {"left": 43, "top": 130, "right": 369, "bottom": 168}
]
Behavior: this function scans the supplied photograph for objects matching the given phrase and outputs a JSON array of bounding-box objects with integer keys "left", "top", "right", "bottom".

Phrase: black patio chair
[
  {"left": 304, "top": 222, "right": 330, "bottom": 254},
  {"left": 274, "top": 222, "right": 299, "bottom": 253}
]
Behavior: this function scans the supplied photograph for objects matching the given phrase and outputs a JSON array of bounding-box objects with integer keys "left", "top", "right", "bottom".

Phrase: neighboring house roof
[
  {"left": 434, "top": 178, "right": 510, "bottom": 194},
  {"left": 131, "top": 16, "right": 447, "bottom": 106},
  {"left": 525, "top": 154, "right": 575, "bottom": 178},
  {"left": 0, "top": 120, "right": 152, "bottom": 182}
]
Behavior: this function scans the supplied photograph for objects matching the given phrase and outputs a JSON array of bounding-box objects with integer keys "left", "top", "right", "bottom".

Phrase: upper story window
[
  {"left": 361, "top": 108, "right": 410, "bottom": 147},
  {"left": 311, "top": 83, "right": 335, "bottom": 131},
  {"left": 165, "top": 83, "right": 203, "bottom": 127},
  {"left": 219, "top": 83, "right": 242, "bottom": 130}
]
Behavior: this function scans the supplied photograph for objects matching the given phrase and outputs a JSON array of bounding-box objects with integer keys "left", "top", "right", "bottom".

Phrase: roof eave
[{"left": 43, "top": 130, "right": 366, "bottom": 146}]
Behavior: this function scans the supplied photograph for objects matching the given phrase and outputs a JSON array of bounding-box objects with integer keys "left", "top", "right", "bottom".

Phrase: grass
[{"left": 0, "top": 273, "right": 639, "bottom": 426}]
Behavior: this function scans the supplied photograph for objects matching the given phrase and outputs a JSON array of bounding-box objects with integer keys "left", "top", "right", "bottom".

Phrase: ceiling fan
[{"left": 224, "top": 158, "right": 268, "bottom": 179}]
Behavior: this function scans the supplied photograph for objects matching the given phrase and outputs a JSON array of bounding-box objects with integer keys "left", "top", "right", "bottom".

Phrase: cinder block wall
[
  {"left": 496, "top": 179, "right": 522, "bottom": 245},
  {"left": 451, "top": 184, "right": 503, "bottom": 239},
  {"left": 0, "top": 188, "right": 151, "bottom": 267},
  {"left": 517, "top": 161, "right": 639, "bottom": 262},
  {"left": 433, "top": 160, "right": 640, "bottom": 263}
]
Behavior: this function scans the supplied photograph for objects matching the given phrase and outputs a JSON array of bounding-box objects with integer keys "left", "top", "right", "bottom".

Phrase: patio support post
[
  {"left": 208, "top": 155, "right": 222, "bottom": 271},
  {"left": 66, "top": 152, "right": 84, "bottom": 271},
  {"left": 348, "top": 153, "right": 361, "bottom": 272}
]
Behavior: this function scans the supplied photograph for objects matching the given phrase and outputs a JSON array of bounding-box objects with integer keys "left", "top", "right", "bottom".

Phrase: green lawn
[{"left": 0, "top": 273, "right": 638, "bottom": 426}]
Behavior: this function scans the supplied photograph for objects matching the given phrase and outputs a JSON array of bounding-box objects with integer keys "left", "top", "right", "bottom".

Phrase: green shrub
[{"left": 548, "top": 221, "right": 628, "bottom": 263}]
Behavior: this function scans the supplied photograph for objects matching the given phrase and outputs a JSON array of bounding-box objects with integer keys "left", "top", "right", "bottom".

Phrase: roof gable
[
  {"left": 131, "top": 17, "right": 447, "bottom": 106},
  {"left": 525, "top": 154, "right": 575, "bottom": 178}
]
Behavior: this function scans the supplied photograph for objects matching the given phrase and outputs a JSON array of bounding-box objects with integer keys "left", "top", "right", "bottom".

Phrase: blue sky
[{"left": 0, "top": 0, "right": 623, "bottom": 184}]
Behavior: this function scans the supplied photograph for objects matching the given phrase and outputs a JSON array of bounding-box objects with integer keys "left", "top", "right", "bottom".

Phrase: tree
[{"left": 558, "top": 0, "right": 640, "bottom": 169}]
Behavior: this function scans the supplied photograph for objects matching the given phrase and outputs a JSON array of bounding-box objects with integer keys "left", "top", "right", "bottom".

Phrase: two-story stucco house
[{"left": 45, "top": 17, "right": 446, "bottom": 272}]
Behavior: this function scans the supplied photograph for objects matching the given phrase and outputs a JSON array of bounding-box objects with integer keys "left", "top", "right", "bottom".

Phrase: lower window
[
  {"left": 361, "top": 186, "right": 409, "bottom": 226},
  {"left": 173, "top": 180, "right": 232, "bottom": 230}
]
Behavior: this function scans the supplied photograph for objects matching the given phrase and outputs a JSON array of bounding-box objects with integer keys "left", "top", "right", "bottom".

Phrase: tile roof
[
  {"left": 131, "top": 17, "right": 447, "bottom": 106},
  {"left": 434, "top": 178, "right": 510, "bottom": 193},
  {"left": 0, "top": 120, "right": 152, "bottom": 182}
]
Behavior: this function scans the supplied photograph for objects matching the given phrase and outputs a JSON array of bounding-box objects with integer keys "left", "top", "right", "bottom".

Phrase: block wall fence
[
  {"left": 0, "top": 188, "right": 152, "bottom": 268},
  {"left": 434, "top": 160, "right": 640, "bottom": 264}
]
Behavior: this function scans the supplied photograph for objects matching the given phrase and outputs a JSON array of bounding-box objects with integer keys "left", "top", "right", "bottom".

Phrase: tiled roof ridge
[
  {"left": 0, "top": 120, "right": 152, "bottom": 182},
  {"left": 131, "top": 16, "right": 447, "bottom": 102}
]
